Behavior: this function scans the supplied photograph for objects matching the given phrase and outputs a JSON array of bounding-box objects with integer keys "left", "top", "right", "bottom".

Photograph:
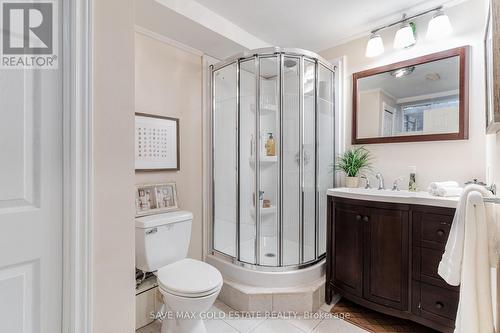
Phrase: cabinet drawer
[
  {"left": 414, "top": 247, "right": 459, "bottom": 291},
  {"left": 420, "top": 247, "right": 442, "bottom": 280},
  {"left": 419, "top": 282, "right": 459, "bottom": 323},
  {"left": 414, "top": 212, "right": 453, "bottom": 250}
]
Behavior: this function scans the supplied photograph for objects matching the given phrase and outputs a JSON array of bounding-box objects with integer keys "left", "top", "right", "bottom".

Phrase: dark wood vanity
[{"left": 326, "top": 195, "right": 459, "bottom": 332}]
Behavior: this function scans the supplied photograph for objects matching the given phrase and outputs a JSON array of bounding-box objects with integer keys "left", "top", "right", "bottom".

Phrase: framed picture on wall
[
  {"left": 135, "top": 113, "right": 180, "bottom": 171},
  {"left": 485, "top": 0, "right": 500, "bottom": 133},
  {"left": 135, "top": 182, "right": 179, "bottom": 216}
]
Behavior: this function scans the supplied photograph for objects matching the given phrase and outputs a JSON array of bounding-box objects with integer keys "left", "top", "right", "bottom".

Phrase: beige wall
[
  {"left": 320, "top": 0, "right": 488, "bottom": 189},
  {"left": 92, "top": 0, "right": 136, "bottom": 332},
  {"left": 135, "top": 31, "right": 204, "bottom": 260}
]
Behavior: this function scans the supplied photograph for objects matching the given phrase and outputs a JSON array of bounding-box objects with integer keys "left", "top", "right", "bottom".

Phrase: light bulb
[
  {"left": 365, "top": 33, "right": 384, "bottom": 57},
  {"left": 393, "top": 22, "right": 416, "bottom": 49},
  {"left": 426, "top": 10, "right": 452, "bottom": 40}
]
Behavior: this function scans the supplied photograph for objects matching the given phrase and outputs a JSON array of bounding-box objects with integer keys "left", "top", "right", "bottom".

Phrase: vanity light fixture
[
  {"left": 365, "top": 5, "right": 452, "bottom": 58},
  {"left": 365, "top": 33, "right": 384, "bottom": 57},
  {"left": 426, "top": 10, "right": 452, "bottom": 40},
  {"left": 390, "top": 66, "right": 415, "bottom": 78},
  {"left": 393, "top": 18, "right": 416, "bottom": 49}
]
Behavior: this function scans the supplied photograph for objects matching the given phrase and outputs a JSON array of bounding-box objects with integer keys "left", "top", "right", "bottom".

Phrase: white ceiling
[
  {"left": 136, "top": 0, "right": 248, "bottom": 59},
  {"left": 358, "top": 56, "right": 460, "bottom": 99},
  {"left": 194, "top": 0, "right": 465, "bottom": 52}
]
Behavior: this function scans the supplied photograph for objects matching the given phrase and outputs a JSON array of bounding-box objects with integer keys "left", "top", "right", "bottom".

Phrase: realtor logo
[{"left": 1, "top": 0, "right": 58, "bottom": 69}]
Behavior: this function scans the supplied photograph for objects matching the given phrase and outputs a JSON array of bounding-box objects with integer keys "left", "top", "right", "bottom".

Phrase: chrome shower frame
[{"left": 209, "top": 48, "right": 335, "bottom": 271}]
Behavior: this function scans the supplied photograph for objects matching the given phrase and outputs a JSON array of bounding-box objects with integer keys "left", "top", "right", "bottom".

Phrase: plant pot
[{"left": 345, "top": 176, "right": 360, "bottom": 188}]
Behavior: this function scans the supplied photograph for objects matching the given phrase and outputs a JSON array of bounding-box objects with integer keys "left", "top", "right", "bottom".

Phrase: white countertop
[{"left": 327, "top": 187, "right": 459, "bottom": 208}]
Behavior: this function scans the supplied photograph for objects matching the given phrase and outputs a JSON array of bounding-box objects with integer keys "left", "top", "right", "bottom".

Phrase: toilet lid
[{"left": 157, "top": 259, "right": 223, "bottom": 297}]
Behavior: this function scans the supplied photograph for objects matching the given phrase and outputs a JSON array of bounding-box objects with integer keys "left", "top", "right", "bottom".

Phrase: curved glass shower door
[{"left": 211, "top": 48, "right": 335, "bottom": 269}]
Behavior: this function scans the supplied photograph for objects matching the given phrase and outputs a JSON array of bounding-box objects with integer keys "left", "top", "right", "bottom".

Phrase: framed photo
[
  {"left": 135, "top": 183, "right": 179, "bottom": 216},
  {"left": 485, "top": 0, "right": 500, "bottom": 133},
  {"left": 135, "top": 113, "right": 180, "bottom": 171}
]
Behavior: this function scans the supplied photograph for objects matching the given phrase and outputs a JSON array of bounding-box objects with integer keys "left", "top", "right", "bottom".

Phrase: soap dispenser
[
  {"left": 408, "top": 166, "right": 417, "bottom": 192},
  {"left": 265, "top": 133, "right": 275, "bottom": 156}
]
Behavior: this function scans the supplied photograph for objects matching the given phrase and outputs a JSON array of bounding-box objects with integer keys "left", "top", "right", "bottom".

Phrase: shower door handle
[{"left": 295, "top": 151, "right": 310, "bottom": 166}]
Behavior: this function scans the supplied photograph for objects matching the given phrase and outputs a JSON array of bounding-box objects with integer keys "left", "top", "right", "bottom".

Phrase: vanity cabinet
[{"left": 326, "top": 196, "right": 458, "bottom": 332}]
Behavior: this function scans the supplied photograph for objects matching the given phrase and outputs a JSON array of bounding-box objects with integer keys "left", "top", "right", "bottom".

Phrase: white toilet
[{"left": 135, "top": 211, "right": 223, "bottom": 333}]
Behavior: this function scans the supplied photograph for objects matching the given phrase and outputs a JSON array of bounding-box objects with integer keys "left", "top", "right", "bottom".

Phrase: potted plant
[{"left": 335, "top": 146, "right": 372, "bottom": 188}]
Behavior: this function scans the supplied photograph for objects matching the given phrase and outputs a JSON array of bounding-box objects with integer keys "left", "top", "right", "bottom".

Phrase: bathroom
[{"left": 1, "top": 0, "right": 500, "bottom": 332}]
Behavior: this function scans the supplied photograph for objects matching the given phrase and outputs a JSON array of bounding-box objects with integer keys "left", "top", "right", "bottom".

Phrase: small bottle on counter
[{"left": 408, "top": 166, "right": 417, "bottom": 192}]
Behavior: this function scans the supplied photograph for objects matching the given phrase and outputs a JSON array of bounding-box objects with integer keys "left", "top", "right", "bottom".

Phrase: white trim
[
  {"left": 62, "top": 0, "right": 93, "bottom": 332},
  {"left": 329, "top": 56, "right": 345, "bottom": 186},
  {"left": 201, "top": 55, "right": 219, "bottom": 260},
  {"left": 380, "top": 102, "right": 396, "bottom": 136},
  {"left": 396, "top": 89, "right": 460, "bottom": 104},
  {"left": 134, "top": 25, "right": 204, "bottom": 57}
]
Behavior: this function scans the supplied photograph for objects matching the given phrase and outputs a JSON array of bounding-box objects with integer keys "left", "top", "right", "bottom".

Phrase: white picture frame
[
  {"left": 135, "top": 113, "right": 180, "bottom": 171},
  {"left": 135, "top": 182, "right": 179, "bottom": 216}
]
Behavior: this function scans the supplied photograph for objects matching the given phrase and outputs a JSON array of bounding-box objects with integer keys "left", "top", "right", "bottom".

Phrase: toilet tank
[{"left": 135, "top": 211, "right": 193, "bottom": 272}]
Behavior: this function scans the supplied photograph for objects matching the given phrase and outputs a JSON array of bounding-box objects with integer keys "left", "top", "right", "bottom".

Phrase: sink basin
[
  {"left": 342, "top": 188, "right": 415, "bottom": 198},
  {"left": 327, "top": 187, "right": 459, "bottom": 208}
]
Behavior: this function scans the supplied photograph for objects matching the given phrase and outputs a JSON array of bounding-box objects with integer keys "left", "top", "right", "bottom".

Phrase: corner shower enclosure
[{"left": 211, "top": 48, "right": 335, "bottom": 270}]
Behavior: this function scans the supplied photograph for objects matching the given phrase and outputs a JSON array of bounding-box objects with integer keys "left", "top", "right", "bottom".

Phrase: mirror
[{"left": 353, "top": 46, "right": 469, "bottom": 144}]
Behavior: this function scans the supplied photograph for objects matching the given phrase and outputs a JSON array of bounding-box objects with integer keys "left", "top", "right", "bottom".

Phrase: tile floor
[{"left": 136, "top": 299, "right": 368, "bottom": 333}]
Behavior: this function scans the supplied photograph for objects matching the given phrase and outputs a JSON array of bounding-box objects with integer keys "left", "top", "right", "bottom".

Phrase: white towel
[
  {"left": 429, "top": 181, "right": 460, "bottom": 190},
  {"left": 428, "top": 181, "right": 462, "bottom": 197},
  {"left": 438, "top": 185, "right": 496, "bottom": 284},
  {"left": 430, "top": 186, "right": 464, "bottom": 197},
  {"left": 454, "top": 192, "right": 495, "bottom": 333}
]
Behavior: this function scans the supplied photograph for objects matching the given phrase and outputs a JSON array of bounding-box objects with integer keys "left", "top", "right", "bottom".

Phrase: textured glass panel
[
  {"left": 282, "top": 56, "right": 300, "bottom": 266},
  {"left": 317, "top": 65, "right": 335, "bottom": 255},
  {"left": 303, "top": 60, "right": 316, "bottom": 262},
  {"left": 239, "top": 59, "right": 256, "bottom": 264},
  {"left": 213, "top": 63, "right": 237, "bottom": 257},
  {"left": 258, "top": 56, "right": 279, "bottom": 266}
]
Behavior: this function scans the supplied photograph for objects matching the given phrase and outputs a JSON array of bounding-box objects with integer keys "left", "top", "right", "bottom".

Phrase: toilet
[{"left": 135, "top": 211, "right": 223, "bottom": 333}]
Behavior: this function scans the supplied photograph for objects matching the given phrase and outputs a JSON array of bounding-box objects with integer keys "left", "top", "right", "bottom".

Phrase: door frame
[{"left": 62, "top": 0, "right": 93, "bottom": 332}]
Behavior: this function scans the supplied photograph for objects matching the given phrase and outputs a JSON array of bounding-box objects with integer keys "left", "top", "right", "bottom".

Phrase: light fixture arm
[{"left": 371, "top": 5, "right": 443, "bottom": 34}]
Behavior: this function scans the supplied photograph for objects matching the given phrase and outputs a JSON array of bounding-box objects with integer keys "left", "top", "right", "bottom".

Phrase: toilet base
[
  {"left": 158, "top": 287, "right": 221, "bottom": 333},
  {"left": 161, "top": 317, "right": 207, "bottom": 333}
]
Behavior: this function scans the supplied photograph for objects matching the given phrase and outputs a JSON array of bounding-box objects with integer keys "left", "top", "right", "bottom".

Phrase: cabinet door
[
  {"left": 364, "top": 207, "right": 409, "bottom": 310},
  {"left": 332, "top": 202, "right": 367, "bottom": 297}
]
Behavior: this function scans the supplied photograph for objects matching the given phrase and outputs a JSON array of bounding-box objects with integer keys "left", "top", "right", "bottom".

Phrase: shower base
[{"left": 206, "top": 254, "right": 325, "bottom": 313}]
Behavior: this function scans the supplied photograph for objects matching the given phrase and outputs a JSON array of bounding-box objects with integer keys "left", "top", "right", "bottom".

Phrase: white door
[{"left": 0, "top": 1, "right": 63, "bottom": 332}]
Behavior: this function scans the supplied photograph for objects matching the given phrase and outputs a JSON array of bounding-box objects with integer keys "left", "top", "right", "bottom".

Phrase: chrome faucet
[
  {"left": 392, "top": 177, "right": 404, "bottom": 191},
  {"left": 360, "top": 174, "right": 371, "bottom": 189},
  {"left": 375, "top": 173, "right": 385, "bottom": 190}
]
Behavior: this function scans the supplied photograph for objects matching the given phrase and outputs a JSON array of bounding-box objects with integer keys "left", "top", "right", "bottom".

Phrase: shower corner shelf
[
  {"left": 250, "top": 205, "right": 277, "bottom": 218},
  {"left": 249, "top": 155, "right": 278, "bottom": 166},
  {"left": 250, "top": 104, "right": 277, "bottom": 115}
]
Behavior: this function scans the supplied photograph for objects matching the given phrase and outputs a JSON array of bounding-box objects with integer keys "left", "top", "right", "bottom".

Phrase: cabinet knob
[
  {"left": 435, "top": 301, "right": 444, "bottom": 309},
  {"left": 437, "top": 229, "right": 445, "bottom": 237},
  {"left": 356, "top": 215, "right": 362, "bottom": 221},
  {"left": 362, "top": 216, "right": 369, "bottom": 222}
]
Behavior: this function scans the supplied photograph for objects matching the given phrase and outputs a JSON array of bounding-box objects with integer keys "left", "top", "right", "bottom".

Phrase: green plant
[{"left": 335, "top": 146, "right": 372, "bottom": 177}]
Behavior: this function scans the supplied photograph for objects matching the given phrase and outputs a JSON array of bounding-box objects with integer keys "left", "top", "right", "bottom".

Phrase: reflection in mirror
[{"left": 357, "top": 56, "right": 460, "bottom": 139}]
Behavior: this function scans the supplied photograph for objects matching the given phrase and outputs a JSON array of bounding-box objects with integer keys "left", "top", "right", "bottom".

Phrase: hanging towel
[
  {"left": 438, "top": 185, "right": 499, "bottom": 333},
  {"left": 438, "top": 185, "right": 497, "bottom": 285}
]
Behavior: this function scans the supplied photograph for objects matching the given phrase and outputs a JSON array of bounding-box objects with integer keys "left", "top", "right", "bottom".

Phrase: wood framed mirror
[{"left": 352, "top": 46, "right": 469, "bottom": 144}]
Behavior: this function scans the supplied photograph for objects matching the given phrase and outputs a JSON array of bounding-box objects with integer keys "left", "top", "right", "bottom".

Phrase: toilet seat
[{"left": 157, "top": 258, "right": 223, "bottom": 298}]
